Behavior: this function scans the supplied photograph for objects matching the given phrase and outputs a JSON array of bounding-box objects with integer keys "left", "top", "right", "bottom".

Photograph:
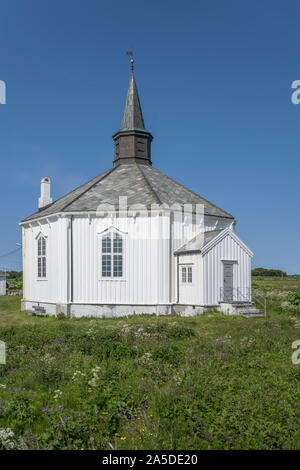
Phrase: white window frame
[
  {"left": 36, "top": 234, "right": 47, "bottom": 280},
  {"left": 99, "top": 229, "right": 125, "bottom": 280},
  {"left": 181, "top": 265, "right": 193, "bottom": 284}
]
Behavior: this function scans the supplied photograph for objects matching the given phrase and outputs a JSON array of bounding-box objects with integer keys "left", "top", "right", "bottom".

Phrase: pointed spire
[
  {"left": 120, "top": 72, "right": 146, "bottom": 131},
  {"left": 112, "top": 59, "right": 153, "bottom": 166}
]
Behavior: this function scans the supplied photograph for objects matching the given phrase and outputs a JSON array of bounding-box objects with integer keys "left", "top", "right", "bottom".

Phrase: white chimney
[{"left": 38, "top": 177, "right": 52, "bottom": 209}]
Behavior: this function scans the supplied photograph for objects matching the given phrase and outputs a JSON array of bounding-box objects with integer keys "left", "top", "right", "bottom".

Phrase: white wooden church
[{"left": 20, "top": 62, "right": 257, "bottom": 317}]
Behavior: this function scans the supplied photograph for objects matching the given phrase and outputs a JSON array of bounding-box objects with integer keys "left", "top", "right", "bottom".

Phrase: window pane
[
  {"left": 113, "top": 233, "right": 123, "bottom": 253},
  {"left": 182, "top": 267, "right": 186, "bottom": 283},
  {"left": 113, "top": 255, "right": 123, "bottom": 277},
  {"left": 42, "top": 257, "right": 46, "bottom": 278},
  {"left": 188, "top": 267, "right": 192, "bottom": 283},
  {"left": 101, "top": 233, "right": 124, "bottom": 278},
  {"left": 102, "top": 254, "right": 111, "bottom": 277},
  {"left": 38, "top": 257, "right": 41, "bottom": 277},
  {"left": 37, "top": 237, "right": 47, "bottom": 277},
  {"left": 102, "top": 235, "right": 111, "bottom": 253},
  {"left": 42, "top": 237, "right": 46, "bottom": 256}
]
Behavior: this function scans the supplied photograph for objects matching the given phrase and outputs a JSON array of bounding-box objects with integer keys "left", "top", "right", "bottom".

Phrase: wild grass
[
  {"left": 0, "top": 276, "right": 299, "bottom": 450},
  {"left": 253, "top": 276, "right": 300, "bottom": 316}
]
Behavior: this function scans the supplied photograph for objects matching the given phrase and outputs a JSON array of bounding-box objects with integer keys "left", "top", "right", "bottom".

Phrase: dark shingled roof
[
  {"left": 22, "top": 164, "right": 234, "bottom": 222},
  {"left": 0, "top": 270, "right": 7, "bottom": 277}
]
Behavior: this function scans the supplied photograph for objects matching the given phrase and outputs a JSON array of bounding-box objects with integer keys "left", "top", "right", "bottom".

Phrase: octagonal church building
[{"left": 20, "top": 62, "right": 257, "bottom": 318}]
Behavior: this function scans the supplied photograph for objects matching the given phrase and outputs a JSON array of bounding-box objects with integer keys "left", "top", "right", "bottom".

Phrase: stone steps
[
  {"left": 242, "top": 312, "right": 265, "bottom": 318},
  {"left": 218, "top": 301, "right": 264, "bottom": 317},
  {"left": 234, "top": 304, "right": 264, "bottom": 317}
]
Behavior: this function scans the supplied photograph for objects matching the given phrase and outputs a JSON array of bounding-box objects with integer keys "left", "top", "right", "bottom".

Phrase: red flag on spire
[{"left": 126, "top": 51, "right": 133, "bottom": 57}]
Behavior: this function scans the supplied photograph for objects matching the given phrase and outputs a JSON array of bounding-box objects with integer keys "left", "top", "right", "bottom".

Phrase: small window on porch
[{"left": 181, "top": 266, "right": 192, "bottom": 283}]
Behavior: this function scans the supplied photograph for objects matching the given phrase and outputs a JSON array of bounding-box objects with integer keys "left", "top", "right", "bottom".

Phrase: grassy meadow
[{"left": 0, "top": 276, "right": 300, "bottom": 450}]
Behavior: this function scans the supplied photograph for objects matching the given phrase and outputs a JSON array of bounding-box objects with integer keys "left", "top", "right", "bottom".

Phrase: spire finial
[{"left": 126, "top": 50, "right": 134, "bottom": 73}]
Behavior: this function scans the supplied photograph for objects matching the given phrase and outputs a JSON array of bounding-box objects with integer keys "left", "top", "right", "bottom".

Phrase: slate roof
[
  {"left": 22, "top": 164, "right": 234, "bottom": 222},
  {"left": 174, "top": 229, "right": 224, "bottom": 255},
  {"left": 120, "top": 73, "right": 146, "bottom": 131}
]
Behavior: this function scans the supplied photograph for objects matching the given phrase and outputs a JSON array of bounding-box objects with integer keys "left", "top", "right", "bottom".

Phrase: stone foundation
[{"left": 21, "top": 300, "right": 216, "bottom": 318}]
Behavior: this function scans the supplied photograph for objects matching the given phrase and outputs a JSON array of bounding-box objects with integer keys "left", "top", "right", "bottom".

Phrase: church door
[{"left": 223, "top": 262, "right": 233, "bottom": 302}]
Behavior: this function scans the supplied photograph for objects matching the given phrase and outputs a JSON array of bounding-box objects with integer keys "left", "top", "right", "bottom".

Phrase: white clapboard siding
[
  {"left": 203, "top": 231, "right": 252, "bottom": 305},
  {"left": 171, "top": 215, "right": 232, "bottom": 303},
  {"left": 72, "top": 214, "right": 171, "bottom": 305},
  {"left": 22, "top": 210, "right": 249, "bottom": 315},
  {"left": 177, "top": 254, "right": 203, "bottom": 305},
  {"left": 23, "top": 217, "right": 69, "bottom": 303}
]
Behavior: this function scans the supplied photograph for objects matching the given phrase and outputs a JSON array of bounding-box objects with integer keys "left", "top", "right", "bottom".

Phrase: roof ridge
[
  {"left": 135, "top": 163, "right": 162, "bottom": 205},
  {"left": 147, "top": 166, "right": 234, "bottom": 219},
  {"left": 60, "top": 166, "right": 117, "bottom": 212}
]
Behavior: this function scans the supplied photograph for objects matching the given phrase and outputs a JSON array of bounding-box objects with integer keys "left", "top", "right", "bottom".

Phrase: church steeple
[
  {"left": 120, "top": 72, "right": 146, "bottom": 131},
  {"left": 113, "top": 60, "right": 153, "bottom": 166}
]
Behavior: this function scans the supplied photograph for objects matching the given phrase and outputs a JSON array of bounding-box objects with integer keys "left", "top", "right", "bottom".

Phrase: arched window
[
  {"left": 101, "top": 231, "right": 123, "bottom": 278},
  {"left": 37, "top": 236, "right": 47, "bottom": 278}
]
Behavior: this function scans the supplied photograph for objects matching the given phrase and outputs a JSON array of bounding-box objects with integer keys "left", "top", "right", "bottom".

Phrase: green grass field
[{"left": 0, "top": 276, "right": 300, "bottom": 450}]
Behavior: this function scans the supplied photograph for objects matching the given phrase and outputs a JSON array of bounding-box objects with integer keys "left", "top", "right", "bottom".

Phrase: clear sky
[{"left": 0, "top": 0, "right": 299, "bottom": 273}]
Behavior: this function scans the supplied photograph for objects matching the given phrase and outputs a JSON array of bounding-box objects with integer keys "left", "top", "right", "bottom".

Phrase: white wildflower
[
  {"left": 53, "top": 389, "right": 62, "bottom": 400},
  {"left": 221, "top": 333, "right": 232, "bottom": 345},
  {"left": 135, "top": 327, "right": 150, "bottom": 337},
  {"left": 0, "top": 428, "right": 15, "bottom": 449},
  {"left": 174, "top": 370, "right": 184, "bottom": 386},
  {"left": 86, "top": 327, "right": 96, "bottom": 339},
  {"left": 72, "top": 370, "right": 86, "bottom": 382},
  {"left": 88, "top": 377, "right": 98, "bottom": 388},
  {"left": 240, "top": 336, "right": 255, "bottom": 348},
  {"left": 121, "top": 324, "right": 131, "bottom": 334},
  {"left": 41, "top": 353, "right": 55, "bottom": 365},
  {"left": 88, "top": 366, "right": 101, "bottom": 390}
]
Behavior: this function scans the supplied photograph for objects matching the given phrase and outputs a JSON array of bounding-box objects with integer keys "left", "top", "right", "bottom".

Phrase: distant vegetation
[
  {"left": 252, "top": 275, "right": 300, "bottom": 315},
  {"left": 252, "top": 267, "right": 287, "bottom": 277},
  {"left": 5, "top": 271, "right": 22, "bottom": 291}
]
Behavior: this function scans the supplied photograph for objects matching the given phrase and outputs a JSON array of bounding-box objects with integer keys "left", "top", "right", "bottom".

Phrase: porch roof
[{"left": 174, "top": 229, "right": 223, "bottom": 255}]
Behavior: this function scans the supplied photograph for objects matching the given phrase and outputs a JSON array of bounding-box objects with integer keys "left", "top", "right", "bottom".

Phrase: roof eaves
[{"left": 174, "top": 249, "right": 201, "bottom": 256}]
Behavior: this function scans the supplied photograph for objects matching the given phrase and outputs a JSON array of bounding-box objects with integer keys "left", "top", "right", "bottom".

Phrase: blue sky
[{"left": 0, "top": 0, "right": 299, "bottom": 273}]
